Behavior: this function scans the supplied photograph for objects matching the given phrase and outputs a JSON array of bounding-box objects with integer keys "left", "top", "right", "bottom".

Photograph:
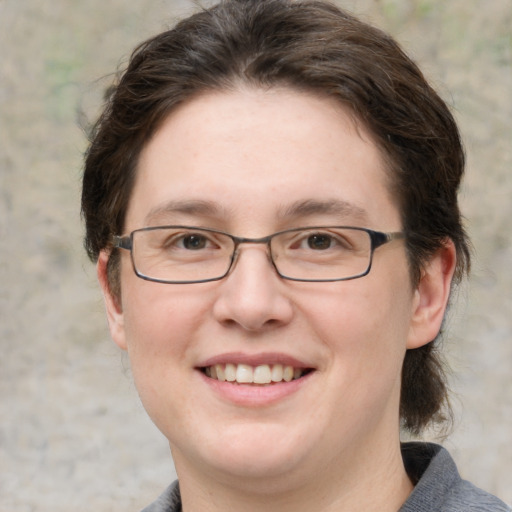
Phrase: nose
[{"left": 212, "top": 245, "right": 294, "bottom": 332}]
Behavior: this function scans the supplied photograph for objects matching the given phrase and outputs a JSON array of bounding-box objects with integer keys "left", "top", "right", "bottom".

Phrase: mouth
[{"left": 200, "top": 363, "right": 313, "bottom": 385}]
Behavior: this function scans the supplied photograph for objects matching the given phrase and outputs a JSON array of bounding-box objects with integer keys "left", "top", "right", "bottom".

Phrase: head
[{"left": 82, "top": 0, "right": 469, "bottom": 439}]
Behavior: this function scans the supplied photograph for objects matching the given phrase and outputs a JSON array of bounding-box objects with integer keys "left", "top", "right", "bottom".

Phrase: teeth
[
  {"left": 215, "top": 364, "right": 225, "bottom": 382},
  {"left": 236, "top": 364, "right": 253, "bottom": 383},
  {"left": 225, "top": 363, "right": 236, "bottom": 382},
  {"left": 271, "top": 364, "right": 283, "bottom": 382},
  {"left": 253, "top": 365, "right": 272, "bottom": 384},
  {"left": 283, "top": 365, "right": 294, "bottom": 382},
  {"left": 205, "top": 363, "right": 305, "bottom": 384}
]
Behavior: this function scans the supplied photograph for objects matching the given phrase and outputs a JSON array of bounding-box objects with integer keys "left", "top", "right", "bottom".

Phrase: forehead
[{"left": 127, "top": 88, "right": 400, "bottom": 233}]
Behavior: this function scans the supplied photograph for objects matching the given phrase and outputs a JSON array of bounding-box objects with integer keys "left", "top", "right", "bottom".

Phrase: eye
[
  {"left": 158, "top": 230, "right": 220, "bottom": 251},
  {"left": 306, "top": 233, "right": 334, "bottom": 250},
  {"left": 286, "top": 229, "right": 354, "bottom": 252},
  {"left": 180, "top": 233, "right": 209, "bottom": 250}
]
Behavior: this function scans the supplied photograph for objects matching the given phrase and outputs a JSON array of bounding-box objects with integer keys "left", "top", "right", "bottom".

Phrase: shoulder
[
  {"left": 400, "top": 442, "right": 510, "bottom": 512},
  {"left": 140, "top": 480, "right": 181, "bottom": 512}
]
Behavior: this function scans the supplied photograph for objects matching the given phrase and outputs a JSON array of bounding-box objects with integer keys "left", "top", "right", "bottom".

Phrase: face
[{"left": 99, "top": 88, "right": 451, "bottom": 492}]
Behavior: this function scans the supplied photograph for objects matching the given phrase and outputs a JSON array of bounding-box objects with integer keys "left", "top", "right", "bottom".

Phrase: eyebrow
[
  {"left": 144, "top": 199, "right": 228, "bottom": 225},
  {"left": 277, "top": 198, "right": 368, "bottom": 223},
  {"left": 144, "top": 197, "right": 368, "bottom": 226}
]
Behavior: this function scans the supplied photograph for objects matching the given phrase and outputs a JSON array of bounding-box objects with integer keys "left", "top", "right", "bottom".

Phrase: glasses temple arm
[{"left": 113, "top": 235, "right": 132, "bottom": 251}]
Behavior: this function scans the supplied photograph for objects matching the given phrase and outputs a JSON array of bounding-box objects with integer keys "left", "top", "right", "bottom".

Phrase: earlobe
[
  {"left": 97, "top": 251, "right": 128, "bottom": 351},
  {"left": 407, "top": 240, "right": 457, "bottom": 349}
]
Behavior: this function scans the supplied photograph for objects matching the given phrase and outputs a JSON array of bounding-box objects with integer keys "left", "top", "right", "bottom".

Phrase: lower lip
[{"left": 197, "top": 370, "right": 314, "bottom": 407}]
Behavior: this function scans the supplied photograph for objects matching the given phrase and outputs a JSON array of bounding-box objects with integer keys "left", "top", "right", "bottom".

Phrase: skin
[{"left": 98, "top": 88, "right": 456, "bottom": 512}]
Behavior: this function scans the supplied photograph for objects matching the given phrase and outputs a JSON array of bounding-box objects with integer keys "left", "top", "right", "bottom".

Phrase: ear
[
  {"left": 407, "top": 239, "right": 457, "bottom": 349},
  {"left": 97, "top": 251, "right": 127, "bottom": 351}
]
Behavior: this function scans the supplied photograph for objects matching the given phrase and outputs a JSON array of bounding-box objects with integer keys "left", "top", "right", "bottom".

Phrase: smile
[{"left": 202, "top": 363, "right": 310, "bottom": 385}]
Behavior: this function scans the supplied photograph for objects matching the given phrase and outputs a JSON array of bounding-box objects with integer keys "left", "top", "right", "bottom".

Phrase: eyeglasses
[{"left": 113, "top": 226, "right": 404, "bottom": 284}]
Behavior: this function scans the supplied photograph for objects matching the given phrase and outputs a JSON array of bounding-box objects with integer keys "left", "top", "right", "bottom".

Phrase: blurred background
[{"left": 0, "top": 0, "right": 510, "bottom": 509}]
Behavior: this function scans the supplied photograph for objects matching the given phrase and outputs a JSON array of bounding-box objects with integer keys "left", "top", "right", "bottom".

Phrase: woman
[{"left": 82, "top": 1, "right": 510, "bottom": 510}]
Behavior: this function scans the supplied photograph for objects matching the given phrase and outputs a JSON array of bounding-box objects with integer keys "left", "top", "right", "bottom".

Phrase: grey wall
[{"left": 1, "top": 0, "right": 510, "bottom": 509}]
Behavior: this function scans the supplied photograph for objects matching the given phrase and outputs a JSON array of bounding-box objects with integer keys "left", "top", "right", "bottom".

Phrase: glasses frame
[{"left": 113, "top": 225, "right": 405, "bottom": 284}]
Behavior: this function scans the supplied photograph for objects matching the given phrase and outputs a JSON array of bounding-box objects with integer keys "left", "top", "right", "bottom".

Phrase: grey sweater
[{"left": 142, "top": 443, "right": 510, "bottom": 512}]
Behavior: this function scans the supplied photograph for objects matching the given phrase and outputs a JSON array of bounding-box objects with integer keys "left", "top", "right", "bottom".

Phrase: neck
[{"left": 173, "top": 439, "right": 413, "bottom": 512}]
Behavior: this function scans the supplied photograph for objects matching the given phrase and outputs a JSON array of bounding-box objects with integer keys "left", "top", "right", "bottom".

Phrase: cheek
[
  {"left": 125, "top": 294, "right": 199, "bottom": 348},
  {"left": 302, "top": 273, "right": 413, "bottom": 380},
  {"left": 119, "top": 283, "right": 213, "bottom": 432},
  {"left": 120, "top": 280, "right": 210, "bottom": 380}
]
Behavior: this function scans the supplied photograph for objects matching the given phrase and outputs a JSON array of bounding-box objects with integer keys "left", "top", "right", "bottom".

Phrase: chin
[
  {"left": 203, "top": 451, "right": 309, "bottom": 493},
  {"left": 172, "top": 423, "right": 314, "bottom": 486}
]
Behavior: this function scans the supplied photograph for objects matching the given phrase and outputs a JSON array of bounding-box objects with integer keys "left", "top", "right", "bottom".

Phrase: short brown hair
[{"left": 82, "top": 0, "right": 470, "bottom": 434}]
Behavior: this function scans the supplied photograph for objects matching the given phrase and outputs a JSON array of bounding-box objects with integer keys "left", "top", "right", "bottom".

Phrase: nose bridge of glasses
[{"left": 229, "top": 235, "right": 276, "bottom": 270}]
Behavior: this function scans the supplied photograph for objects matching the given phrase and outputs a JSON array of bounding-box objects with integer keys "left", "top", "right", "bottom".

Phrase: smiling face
[{"left": 98, "top": 88, "right": 452, "bottom": 498}]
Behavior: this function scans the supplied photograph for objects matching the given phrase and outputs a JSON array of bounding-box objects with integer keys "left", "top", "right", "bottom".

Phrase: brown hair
[{"left": 82, "top": 0, "right": 470, "bottom": 434}]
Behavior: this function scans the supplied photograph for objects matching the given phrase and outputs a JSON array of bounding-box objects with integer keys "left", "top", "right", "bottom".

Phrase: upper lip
[{"left": 197, "top": 352, "right": 313, "bottom": 369}]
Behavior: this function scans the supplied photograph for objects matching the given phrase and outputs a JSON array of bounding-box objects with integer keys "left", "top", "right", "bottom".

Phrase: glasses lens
[
  {"left": 132, "top": 227, "right": 234, "bottom": 283},
  {"left": 272, "top": 227, "right": 372, "bottom": 281}
]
